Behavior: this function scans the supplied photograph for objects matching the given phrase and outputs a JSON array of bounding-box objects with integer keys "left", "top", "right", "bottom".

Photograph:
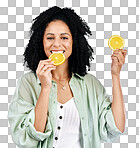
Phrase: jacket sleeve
[
  {"left": 8, "top": 76, "right": 52, "bottom": 148},
  {"left": 97, "top": 80, "right": 126, "bottom": 142}
]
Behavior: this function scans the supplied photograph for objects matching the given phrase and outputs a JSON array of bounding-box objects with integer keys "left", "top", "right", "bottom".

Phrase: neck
[{"left": 51, "top": 60, "right": 71, "bottom": 80}]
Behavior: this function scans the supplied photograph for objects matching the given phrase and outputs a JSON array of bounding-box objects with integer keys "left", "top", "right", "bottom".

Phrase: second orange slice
[{"left": 108, "top": 35, "right": 125, "bottom": 51}]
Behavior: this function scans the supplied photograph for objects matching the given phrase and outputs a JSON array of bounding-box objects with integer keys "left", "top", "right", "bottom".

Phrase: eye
[
  {"left": 62, "top": 37, "right": 68, "bottom": 40},
  {"left": 47, "top": 37, "right": 54, "bottom": 40}
]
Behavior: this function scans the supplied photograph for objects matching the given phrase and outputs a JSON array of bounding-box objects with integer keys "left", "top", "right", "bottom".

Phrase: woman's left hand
[{"left": 111, "top": 49, "right": 127, "bottom": 77}]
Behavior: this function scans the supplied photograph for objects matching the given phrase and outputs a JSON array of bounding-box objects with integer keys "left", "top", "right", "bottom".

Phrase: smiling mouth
[{"left": 50, "top": 50, "right": 65, "bottom": 54}]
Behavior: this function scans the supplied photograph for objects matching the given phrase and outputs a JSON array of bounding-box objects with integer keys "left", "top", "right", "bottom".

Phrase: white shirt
[{"left": 53, "top": 97, "right": 83, "bottom": 148}]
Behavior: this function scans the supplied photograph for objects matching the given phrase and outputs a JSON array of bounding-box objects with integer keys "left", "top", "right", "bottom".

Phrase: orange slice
[
  {"left": 49, "top": 52, "right": 65, "bottom": 66},
  {"left": 108, "top": 35, "right": 125, "bottom": 51}
]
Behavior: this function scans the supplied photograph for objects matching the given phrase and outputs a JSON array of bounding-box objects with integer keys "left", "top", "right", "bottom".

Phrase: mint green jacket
[{"left": 8, "top": 71, "right": 125, "bottom": 148}]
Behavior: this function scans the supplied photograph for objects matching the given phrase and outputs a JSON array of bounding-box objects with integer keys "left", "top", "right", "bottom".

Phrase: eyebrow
[{"left": 45, "top": 33, "right": 70, "bottom": 36}]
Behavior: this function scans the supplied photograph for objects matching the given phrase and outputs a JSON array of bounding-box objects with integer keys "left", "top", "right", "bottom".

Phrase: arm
[
  {"left": 111, "top": 75, "right": 126, "bottom": 133},
  {"left": 111, "top": 49, "right": 127, "bottom": 133},
  {"left": 8, "top": 76, "right": 52, "bottom": 148},
  {"left": 34, "top": 87, "right": 51, "bottom": 133}
]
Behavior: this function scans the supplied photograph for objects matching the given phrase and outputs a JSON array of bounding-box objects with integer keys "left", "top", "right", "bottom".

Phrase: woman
[{"left": 8, "top": 6, "right": 127, "bottom": 148}]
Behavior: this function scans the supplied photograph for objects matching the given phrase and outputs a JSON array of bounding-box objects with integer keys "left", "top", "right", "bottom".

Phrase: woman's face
[{"left": 43, "top": 20, "right": 73, "bottom": 60}]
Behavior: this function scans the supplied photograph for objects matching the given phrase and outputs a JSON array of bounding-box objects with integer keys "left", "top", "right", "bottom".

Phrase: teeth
[{"left": 51, "top": 51, "right": 65, "bottom": 53}]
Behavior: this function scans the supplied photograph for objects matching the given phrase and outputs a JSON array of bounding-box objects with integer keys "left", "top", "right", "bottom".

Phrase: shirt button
[
  {"left": 84, "top": 133, "right": 87, "bottom": 136},
  {"left": 60, "top": 105, "right": 63, "bottom": 109},
  {"left": 57, "top": 126, "right": 61, "bottom": 130},
  {"left": 59, "top": 116, "right": 62, "bottom": 119},
  {"left": 55, "top": 137, "right": 58, "bottom": 140},
  {"left": 82, "top": 117, "right": 84, "bottom": 120}
]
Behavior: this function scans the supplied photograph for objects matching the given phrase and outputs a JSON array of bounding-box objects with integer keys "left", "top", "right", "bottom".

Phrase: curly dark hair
[{"left": 23, "top": 6, "right": 94, "bottom": 76}]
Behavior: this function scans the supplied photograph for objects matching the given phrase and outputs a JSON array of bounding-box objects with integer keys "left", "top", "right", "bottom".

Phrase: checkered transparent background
[{"left": 0, "top": 0, "right": 139, "bottom": 147}]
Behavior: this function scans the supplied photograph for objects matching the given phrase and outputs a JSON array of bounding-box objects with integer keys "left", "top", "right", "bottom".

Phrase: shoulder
[
  {"left": 84, "top": 72, "right": 104, "bottom": 92},
  {"left": 19, "top": 71, "right": 37, "bottom": 83},
  {"left": 84, "top": 72, "right": 101, "bottom": 85},
  {"left": 16, "top": 71, "right": 37, "bottom": 104},
  {"left": 16, "top": 71, "right": 38, "bottom": 90},
  {"left": 20, "top": 71, "right": 36, "bottom": 79}
]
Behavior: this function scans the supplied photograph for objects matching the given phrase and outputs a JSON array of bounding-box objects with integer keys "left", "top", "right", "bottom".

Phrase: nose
[{"left": 53, "top": 38, "right": 61, "bottom": 48}]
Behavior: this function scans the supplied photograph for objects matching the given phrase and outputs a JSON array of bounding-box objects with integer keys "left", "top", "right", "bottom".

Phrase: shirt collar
[{"left": 36, "top": 72, "right": 84, "bottom": 84}]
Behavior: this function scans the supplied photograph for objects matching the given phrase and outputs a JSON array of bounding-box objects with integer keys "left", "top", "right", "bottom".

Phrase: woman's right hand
[{"left": 36, "top": 59, "right": 56, "bottom": 89}]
